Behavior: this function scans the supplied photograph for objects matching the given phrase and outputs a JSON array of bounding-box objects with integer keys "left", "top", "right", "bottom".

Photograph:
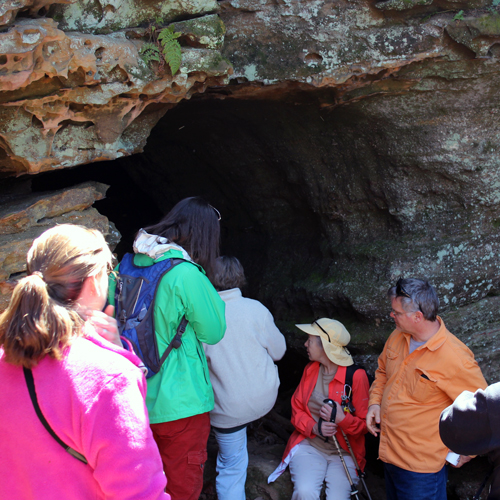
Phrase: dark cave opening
[
  {"left": 30, "top": 97, "right": 336, "bottom": 395},
  {"left": 26, "top": 96, "right": 394, "bottom": 495},
  {"left": 31, "top": 97, "right": 337, "bottom": 320}
]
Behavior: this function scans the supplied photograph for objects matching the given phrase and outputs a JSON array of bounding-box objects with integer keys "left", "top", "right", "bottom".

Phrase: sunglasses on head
[
  {"left": 396, "top": 278, "right": 411, "bottom": 299},
  {"left": 395, "top": 278, "right": 423, "bottom": 313},
  {"left": 209, "top": 204, "right": 221, "bottom": 221}
]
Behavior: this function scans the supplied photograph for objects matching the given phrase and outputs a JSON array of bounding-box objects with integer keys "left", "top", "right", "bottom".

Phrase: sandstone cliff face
[
  {"left": 1, "top": 0, "right": 499, "bottom": 362},
  {"left": 1, "top": 0, "right": 500, "bottom": 497},
  {"left": 0, "top": 0, "right": 232, "bottom": 324},
  {"left": 1, "top": 0, "right": 500, "bottom": 368}
]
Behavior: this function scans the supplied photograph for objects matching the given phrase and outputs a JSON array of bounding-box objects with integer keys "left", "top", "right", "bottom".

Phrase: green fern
[
  {"left": 158, "top": 26, "right": 182, "bottom": 75},
  {"left": 453, "top": 10, "right": 464, "bottom": 20},
  {"left": 140, "top": 42, "right": 161, "bottom": 65}
]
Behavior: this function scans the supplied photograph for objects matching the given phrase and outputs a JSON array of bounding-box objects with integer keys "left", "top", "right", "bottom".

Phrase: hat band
[{"left": 313, "top": 321, "right": 346, "bottom": 348}]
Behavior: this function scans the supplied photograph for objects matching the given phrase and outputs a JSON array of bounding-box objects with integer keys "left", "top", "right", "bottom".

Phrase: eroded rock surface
[
  {"left": 0, "top": 14, "right": 232, "bottom": 175},
  {"left": 49, "top": 0, "right": 219, "bottom": 34},
  {"left": 0, "top": 181, "right": 118, "bottom": 311}
]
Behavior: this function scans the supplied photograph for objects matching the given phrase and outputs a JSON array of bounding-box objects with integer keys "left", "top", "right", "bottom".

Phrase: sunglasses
[{"left": 395, "top": 278, "right": 423, "bottom": 313}]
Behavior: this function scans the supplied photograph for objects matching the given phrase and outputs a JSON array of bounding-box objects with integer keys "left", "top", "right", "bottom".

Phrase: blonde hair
[{"left": 0, "top": 224, "right": 112, "bottom": 368}]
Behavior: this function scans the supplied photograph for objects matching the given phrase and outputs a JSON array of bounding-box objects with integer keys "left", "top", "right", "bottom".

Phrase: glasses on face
[
  {"left": 209, "top": 204, "right": 221, "bottom": 221},
  {"left": 391, "top": 308, "right": 408, "bottom": 317},
  {"left": 313, "top": 320, "right": 331, "bottom": 343},
  {"left": 395, "top": 278, "right": 423, "bottom": 314}
]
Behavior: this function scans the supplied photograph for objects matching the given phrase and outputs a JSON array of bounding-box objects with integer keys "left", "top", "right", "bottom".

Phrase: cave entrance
[
  {"left": 31, "top": 96, "right": 342, "bottom": 392},
  {"left": 31, "top": 96, "right": 336, "bottom": 322}
]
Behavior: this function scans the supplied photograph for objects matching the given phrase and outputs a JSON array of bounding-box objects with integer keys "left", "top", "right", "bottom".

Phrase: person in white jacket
[{"left": 204, "top": 256, "right": 287, "bottom": 500}]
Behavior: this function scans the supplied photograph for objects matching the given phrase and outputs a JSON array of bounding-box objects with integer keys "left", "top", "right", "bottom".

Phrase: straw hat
[{"left": 296, "top": 318, "right": 353, "bottom": 366}]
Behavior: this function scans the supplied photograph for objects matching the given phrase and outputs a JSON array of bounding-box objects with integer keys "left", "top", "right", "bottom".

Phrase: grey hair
[
  {"left": 388, "top": 278, "right": 439, "bottom": 322},
  {"left": 212, "top": 256, "right": 247, "bottom": 292}
]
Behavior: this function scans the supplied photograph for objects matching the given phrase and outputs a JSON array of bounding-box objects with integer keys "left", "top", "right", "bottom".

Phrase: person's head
[
  {"left": 0, "top": 224, "right": 113, "bottom": 368},
  {"left": 296, "top": 318, "right": 353, "bottom": 367},
  {"left": 144, "top": 197, "right": 220, "bottom": 279},
  {"left": 212, "top": 256, "right": 247, "bottom": 292},
  {"left": 388, "top": 278, "right": 439, "bottom": 327}
]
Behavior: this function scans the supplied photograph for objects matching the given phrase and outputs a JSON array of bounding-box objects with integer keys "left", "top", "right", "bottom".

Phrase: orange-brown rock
[
  {"left": 0, "top": 17, "right": 232, "bottom": 175},
  {"left": 0, "top": 0, "right": 70, "bottom": 27},
  {"left": 0, "top": 181, "right": 107, "bottom": 235},
  {"left": 0, "top": 181, "right": 117, "bottom": 311}
]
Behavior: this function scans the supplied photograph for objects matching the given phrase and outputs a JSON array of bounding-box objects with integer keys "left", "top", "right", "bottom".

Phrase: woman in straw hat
[
  {"left": 268, "top": 318, "right": 370, "bottom": 499},
  {"left": 0, "top": 224, "right": 170, "bottom": 500}
]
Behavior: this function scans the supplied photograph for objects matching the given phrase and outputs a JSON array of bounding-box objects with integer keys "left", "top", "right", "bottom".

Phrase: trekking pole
[
  {"left": 319, "top": 399, "right": 360, "bottom": 500},
  {"left": 339, "top": 428, "right": 373, "bottom": 500},
  {"left": 325, "top": 396, "right": 373, "bottom": 500}
]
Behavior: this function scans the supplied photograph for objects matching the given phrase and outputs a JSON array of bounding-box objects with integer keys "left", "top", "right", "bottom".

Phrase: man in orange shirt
[{"left": 366, "top": 278, "right": 487, "bottom": 500}]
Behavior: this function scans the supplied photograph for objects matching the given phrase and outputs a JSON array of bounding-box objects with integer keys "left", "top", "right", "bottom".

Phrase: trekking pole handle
[{"left": 323, "top": 398, "right": 337, "bottom": 423}]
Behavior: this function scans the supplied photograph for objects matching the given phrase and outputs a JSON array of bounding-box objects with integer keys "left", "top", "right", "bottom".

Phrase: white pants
[
  {"left": 289, "top": 440, "right": 358, "bottom": 500},
  {"left": 213, "top": 427, "right": 248, "bottom": 500}
]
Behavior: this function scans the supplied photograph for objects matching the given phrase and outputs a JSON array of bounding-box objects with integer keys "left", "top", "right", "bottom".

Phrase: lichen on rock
[{"left": 48, "top": 0, "right": 219, "bottom": 34}]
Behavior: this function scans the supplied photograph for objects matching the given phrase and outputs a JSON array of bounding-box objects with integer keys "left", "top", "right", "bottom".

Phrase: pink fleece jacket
[{"left": 0, "top": 326, "right": 170, "bottom": 500}]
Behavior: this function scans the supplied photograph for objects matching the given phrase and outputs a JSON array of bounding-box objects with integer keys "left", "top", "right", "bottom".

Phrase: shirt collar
[{"left": 403, "top": 316, "right": 447, "bottom": 351}]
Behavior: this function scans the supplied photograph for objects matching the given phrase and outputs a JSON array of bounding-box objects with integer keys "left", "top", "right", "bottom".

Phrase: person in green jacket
[{"left": 109, "top": 197, "right": 226, "bottom": 500}]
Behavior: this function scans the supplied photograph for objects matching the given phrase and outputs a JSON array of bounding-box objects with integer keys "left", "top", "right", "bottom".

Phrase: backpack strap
[
  {"left": 23, "top": 367, "right": 88, "bottom": 464},
  {"left": 152, "top": 258, "right": 191, "bottom": 365},
  {"left": 341, "top": 364, "right": 362, "bottom": 415},
  {"left": 345, "top": 364, "right": 360, "bottom": 390},
  {"left": 158, "top": 315, "right": 189, "bottom": 366}
]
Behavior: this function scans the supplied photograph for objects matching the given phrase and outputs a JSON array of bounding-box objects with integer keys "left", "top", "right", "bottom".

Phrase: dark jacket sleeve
[{"left": 439, "top": 383, "right": 500, "bottom": 456}]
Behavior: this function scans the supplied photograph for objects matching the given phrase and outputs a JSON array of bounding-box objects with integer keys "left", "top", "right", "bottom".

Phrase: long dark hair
[{"left": 144, "top": 197, "right": 221, "bottom": 279}]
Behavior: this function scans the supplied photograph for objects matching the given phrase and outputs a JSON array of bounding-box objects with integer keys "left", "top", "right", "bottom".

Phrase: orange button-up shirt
[{"left": 368, "top": 317, "right": 487, "bottom": 473}]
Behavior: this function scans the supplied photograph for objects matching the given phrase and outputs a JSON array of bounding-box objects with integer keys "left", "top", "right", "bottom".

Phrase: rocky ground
[{"left": 201, "top": 408, "right": 492, "bottom": 500}]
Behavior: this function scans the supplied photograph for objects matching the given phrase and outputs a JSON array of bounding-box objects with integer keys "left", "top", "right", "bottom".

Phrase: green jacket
[{"left": 109, "top": 249, "right": 226, "bottom": 423}]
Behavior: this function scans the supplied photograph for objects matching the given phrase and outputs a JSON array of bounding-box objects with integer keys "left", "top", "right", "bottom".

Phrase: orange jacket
[
  {"left": 369, "top": 317, "right": 487, "bottom": 473},
  {"left": 269, "top": 362, "right": 369, "bottom": 482}
]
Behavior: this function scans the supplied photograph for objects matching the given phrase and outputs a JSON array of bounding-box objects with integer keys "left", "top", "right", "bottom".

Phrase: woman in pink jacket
[{"left": 0, "top": 224, "right": 170, "bottom": 500}]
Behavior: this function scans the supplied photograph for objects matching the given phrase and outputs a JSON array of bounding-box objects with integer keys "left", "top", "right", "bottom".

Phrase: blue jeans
[
  {"left": 213, "top": 427, "right": 248, "bottom": 500},
  {"left": 384, "top": 463, "right": 448, "bottom": 500}
]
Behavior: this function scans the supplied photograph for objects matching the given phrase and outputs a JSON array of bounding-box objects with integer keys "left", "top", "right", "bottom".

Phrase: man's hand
[
  {"left": 366, "top": 404, "right": 381, "bottom": 436},
  {"left": 451, "top": 455, "right": 473, "bottom": 468}
]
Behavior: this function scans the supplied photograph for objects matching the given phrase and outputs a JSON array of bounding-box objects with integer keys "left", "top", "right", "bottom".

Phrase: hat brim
[
  {"left": 296, "top": 322, "right": 353, "bottom": 367},
  {"left": 295, "top": 323, "right": 321, "bottom": 336},
  {"left": 320, "top": 335, "right": 354, "bottom": 366}
]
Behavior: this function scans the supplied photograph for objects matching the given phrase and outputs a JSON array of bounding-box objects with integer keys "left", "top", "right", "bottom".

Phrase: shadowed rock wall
[{"left": 1, "top": 0, "right": 500, "bottom": 498}]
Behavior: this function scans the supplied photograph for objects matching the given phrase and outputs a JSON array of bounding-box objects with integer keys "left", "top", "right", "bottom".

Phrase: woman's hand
[
  {"left": 313, "top": 421, "right": 338, "bottom": 437},
  {"left": 87, "top": 305, "right": 122, "bottom": 348},
  {"left": 319, "top": 401, "right": 345, "bottom": 423}
]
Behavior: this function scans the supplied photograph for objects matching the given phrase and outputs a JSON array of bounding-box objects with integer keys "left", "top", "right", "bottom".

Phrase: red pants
[{"left": 151, "top": 412, "right": 210, "bottom": 500}]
